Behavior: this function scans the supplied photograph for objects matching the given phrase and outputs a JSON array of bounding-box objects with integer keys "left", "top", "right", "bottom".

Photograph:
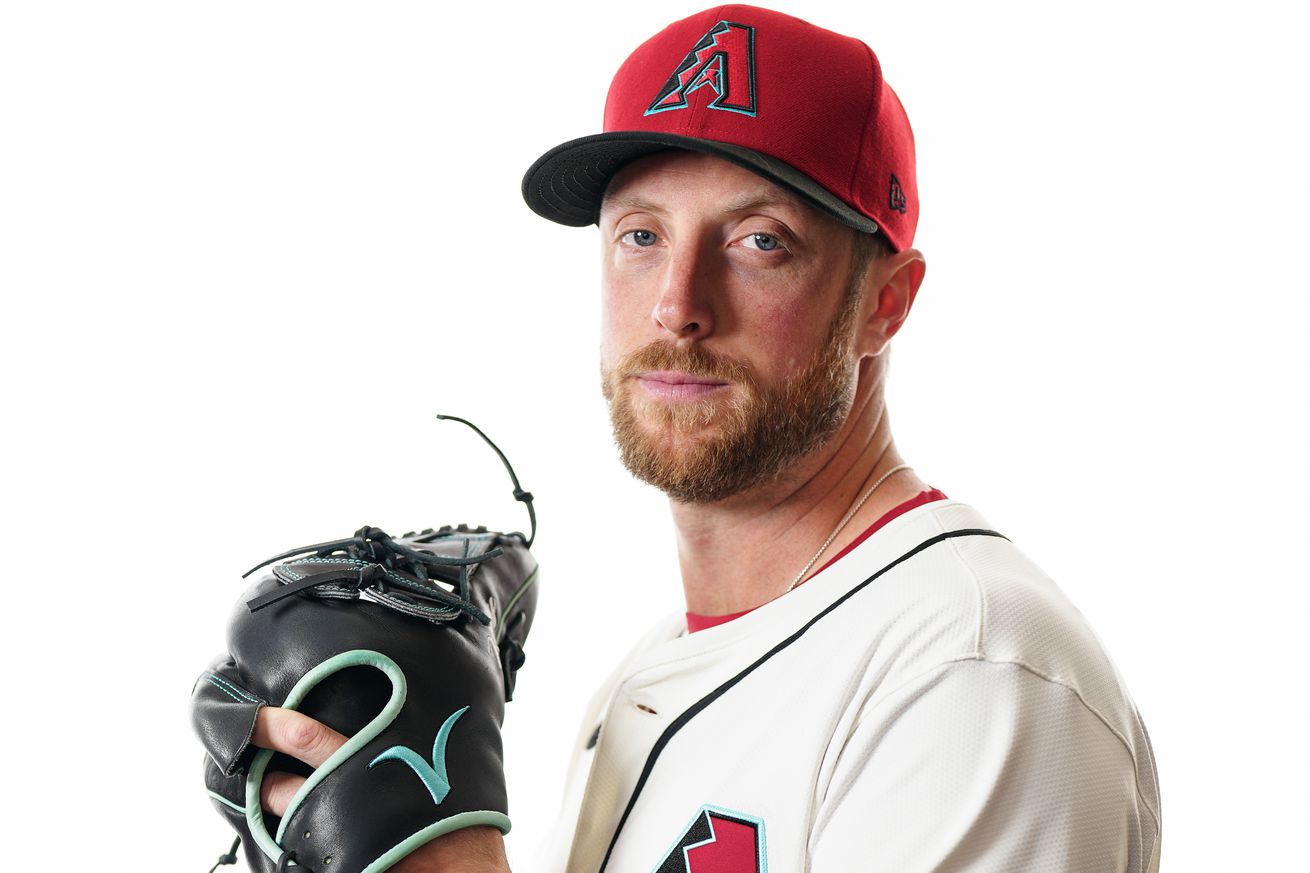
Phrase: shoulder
[
  {"left": 831, "top": 499, "right": 1162, "bottom": 841},
  {"left": 858, "top": 500, "right": 1136, "bottom": 707},
  {"left": 926, "top": 503, "right": 1147, "bottom": 750},
  {"left": 825, "top": 496, "right": 1161, "bottom": 749},
  {"left": 806, "top": 501, "right": 1162, "bottom": 870}
]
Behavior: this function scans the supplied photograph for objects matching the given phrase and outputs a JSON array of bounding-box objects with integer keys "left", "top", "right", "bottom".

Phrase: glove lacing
[
  {"left": 242, "top": 525, "right": 502, "bottom": 624},
  {"left": 207, "top": 836, "right": 241, "bottom": 873}
]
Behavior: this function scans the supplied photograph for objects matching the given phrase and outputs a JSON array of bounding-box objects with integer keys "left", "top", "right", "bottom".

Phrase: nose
[{"left": 651, "top": 238, "right": 715, "bottom": 340}]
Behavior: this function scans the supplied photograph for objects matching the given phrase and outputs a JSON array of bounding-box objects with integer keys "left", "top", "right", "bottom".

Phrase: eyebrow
[
  {"left": 600, "top": 195, "right": 664, "bottom": 215},
  {"left": 717, "top": 193, "right": 802, "bottom": 215},
  {"left": 599, "top": 192, "right": 802, "bottom": 217}
]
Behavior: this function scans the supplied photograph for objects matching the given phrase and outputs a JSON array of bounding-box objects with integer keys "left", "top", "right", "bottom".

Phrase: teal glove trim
[
  {"left": 207, "top": 790, "right": 247, "bottom": 814},
  {"left": 358, "top": 810, "right": 512, "bottom": 873},
  {"left": 243, "top": 649, "right": 408, "bottom": 866}
]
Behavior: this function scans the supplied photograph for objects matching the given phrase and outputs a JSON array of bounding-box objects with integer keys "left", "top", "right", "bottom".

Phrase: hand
[
  {"left": 192, "top": 525, "right": 537, "bottom": 872},
  {"left": 254, "top": 707, "right": 511, "bottom": 872}
]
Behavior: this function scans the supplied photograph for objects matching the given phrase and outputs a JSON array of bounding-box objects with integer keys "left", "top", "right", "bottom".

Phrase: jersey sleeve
[{"left": 810, "top": 658, "right": 1160, "bottom": 873}]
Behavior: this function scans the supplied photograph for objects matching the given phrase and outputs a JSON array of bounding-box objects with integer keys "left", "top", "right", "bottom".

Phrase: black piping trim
[{"left": 596, "top": 527, "right": 1008, "bottom": 872}]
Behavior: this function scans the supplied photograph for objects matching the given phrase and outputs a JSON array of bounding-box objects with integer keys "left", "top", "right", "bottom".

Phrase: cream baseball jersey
[{"left": 541, "top": 500, "right": 1161, "bottom": 873}]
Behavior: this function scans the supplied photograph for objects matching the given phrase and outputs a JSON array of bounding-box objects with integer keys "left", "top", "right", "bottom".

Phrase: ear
[{"left": 854, "top": 247, "right": 926, "bottom": 359}]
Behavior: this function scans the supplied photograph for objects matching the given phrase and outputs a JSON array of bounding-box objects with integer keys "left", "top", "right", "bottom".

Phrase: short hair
[
  {"left": 838, "top": 228, "right": 893, "bottom": 315},
  {"left": 851, "top": 229, "right": 893, "bottom": 279}
]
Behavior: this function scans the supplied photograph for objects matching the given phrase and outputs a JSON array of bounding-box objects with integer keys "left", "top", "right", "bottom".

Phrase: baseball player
[{"left": 232, "top": 5, "right": 1161, "bottom": 872}]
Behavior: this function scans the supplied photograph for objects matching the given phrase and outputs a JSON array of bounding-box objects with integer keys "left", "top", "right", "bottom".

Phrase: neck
[{"left": 671, "top": 357, "right": 929, "bottom": 616}]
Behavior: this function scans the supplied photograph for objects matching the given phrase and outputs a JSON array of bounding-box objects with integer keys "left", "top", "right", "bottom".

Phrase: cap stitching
[{"left": 847, "top": 40, "right": 881, "bottom": 224}]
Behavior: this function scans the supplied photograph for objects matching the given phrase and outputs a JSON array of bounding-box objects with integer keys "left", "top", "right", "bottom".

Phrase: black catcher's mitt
[{"left": 190, "top": 417, "right": 538, "bottom": 873}]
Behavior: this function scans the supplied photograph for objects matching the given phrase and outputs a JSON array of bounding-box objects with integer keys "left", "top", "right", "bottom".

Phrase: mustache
[{"left": 615, "top": 340, "right": 756, "bottom": 385}]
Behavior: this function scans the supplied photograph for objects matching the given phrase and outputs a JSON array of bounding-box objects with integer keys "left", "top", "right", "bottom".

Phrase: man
[{"left": 244, "top": 6, "right": 1161, "bottom": 871}]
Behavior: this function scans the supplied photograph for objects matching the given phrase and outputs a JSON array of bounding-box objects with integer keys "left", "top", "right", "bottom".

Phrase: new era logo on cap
[
  {"left": 646, "top": 21, "right": 757, "bottom": 117},
  {"left": 890, "top": 174, "right": 908, "bottom": 214}
]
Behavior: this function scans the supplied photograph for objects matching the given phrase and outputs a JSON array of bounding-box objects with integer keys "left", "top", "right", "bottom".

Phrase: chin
[{"left": 638, "top": 372, "right": 743, "bottom": 419}]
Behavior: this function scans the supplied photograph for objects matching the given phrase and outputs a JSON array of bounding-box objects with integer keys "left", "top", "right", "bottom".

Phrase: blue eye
[
  {"left": 743, "top": 233, "right": 780, "bottom": 251},
  {"left": 625, "top": 230, "right": 657, "bottom": 247}
]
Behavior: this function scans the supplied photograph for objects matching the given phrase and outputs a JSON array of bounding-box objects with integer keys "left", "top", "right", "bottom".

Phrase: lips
[{"left": 635, "top": 370, "right": 729, "bottom": 400}]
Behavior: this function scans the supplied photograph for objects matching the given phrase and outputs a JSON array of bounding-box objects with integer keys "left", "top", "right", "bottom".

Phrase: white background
[{"left": 2, "top": 1, "right": 1306, "bottom": 869}]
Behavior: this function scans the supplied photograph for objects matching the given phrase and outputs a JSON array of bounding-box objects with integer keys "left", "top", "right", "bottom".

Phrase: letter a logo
[
  {"left": 653, "top": 805, "right": 766, "bottom": 873},
  {"left": 646, "top": 21, "right": 757, "bottom": 117}
]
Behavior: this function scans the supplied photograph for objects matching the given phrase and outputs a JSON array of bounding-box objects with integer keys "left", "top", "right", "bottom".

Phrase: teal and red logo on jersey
[
  {"left": 654, "top": 804, "right": 766, "bottom": 873},
  {"left": 646, "top": 21, "right": 757, "bottom": 117}
]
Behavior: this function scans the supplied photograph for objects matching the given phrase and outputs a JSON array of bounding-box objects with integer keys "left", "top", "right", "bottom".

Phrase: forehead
[{"left": 599, "top": 150, "right": 830, "bottom": 225}]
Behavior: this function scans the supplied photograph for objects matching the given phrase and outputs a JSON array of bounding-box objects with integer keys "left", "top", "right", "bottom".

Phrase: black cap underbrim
[{"left": 521, "top": 131, "right": 881, "bottom": 235}]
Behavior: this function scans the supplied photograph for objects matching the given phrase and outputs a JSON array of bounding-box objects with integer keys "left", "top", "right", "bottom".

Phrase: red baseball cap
[{"left": 521, "top": 5, "right": 918, "bottom": 251}]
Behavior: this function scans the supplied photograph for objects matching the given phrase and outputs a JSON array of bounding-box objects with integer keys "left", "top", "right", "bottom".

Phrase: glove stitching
[
  {"left": 204, "top": 677, "right": 247, "bottom": 703},
  {"left": 206, "top": 672, "right": 261, "bottom": 703},
  {"left": 276, "top": 558, "right": 370, "bottom": 583},
  {"left": 203, "top": 671, "right": 256, "bottom": 702}
]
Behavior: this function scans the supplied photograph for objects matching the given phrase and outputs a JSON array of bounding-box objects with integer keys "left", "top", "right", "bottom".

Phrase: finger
[
  {"left": 260, "top": 770, "right": 307, "bottom": 818},
  {"left": 252, "top": 706, "right": 349, "bottom": 769}
]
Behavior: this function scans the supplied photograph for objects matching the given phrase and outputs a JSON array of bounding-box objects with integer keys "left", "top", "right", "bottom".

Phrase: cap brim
[{"left": 521, "top": 131, "right": 881, "bottom": 235}]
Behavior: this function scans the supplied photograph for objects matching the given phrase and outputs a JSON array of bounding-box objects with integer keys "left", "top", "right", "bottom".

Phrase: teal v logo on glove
[{"left": 368, "top": 705, "right": 469, "bottom": 805}]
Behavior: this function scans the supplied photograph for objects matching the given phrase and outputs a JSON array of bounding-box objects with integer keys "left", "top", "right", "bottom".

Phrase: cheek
[
  {"left": 599, "top": 261, "right": 658, "bottom": 338},
  {"left": 741, "top": 296, "right": 831, "bottom": 370},
  {"left": 727, "top": 253, "right": 841, "bottom": 334},
  {"left": 599, "top": 285, "right": 625, "bottom": 333},
  {"left": 599, "top": 282, "right": 638, "bottom": 370}
]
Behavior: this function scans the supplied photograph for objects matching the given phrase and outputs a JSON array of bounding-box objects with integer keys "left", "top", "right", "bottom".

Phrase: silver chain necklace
[{"left": 786, "top": 463, "right": 913, "bottom": 592}]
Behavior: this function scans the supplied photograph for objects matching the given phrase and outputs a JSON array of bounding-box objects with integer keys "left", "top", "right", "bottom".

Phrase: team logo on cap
[
  {"left": 653, "top": 804, "right": 766, "bottom": 873},
  {"left": 646, "top": 21, "right": 757, "bottom": 117}
]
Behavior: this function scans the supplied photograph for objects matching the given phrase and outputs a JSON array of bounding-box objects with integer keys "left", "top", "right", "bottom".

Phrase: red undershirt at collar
[{"left": 685, "top": 489, "right": 948, "bottom": 634}]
